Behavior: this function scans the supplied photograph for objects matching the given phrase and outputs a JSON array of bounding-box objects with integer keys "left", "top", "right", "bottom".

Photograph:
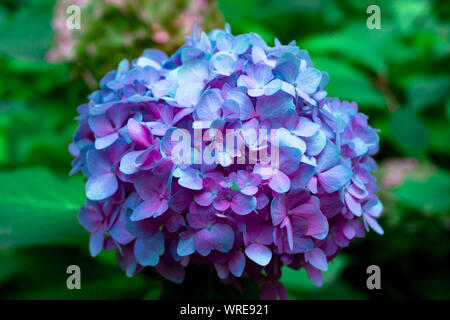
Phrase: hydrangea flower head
[{"left": 70, "top": 25, "right": 382, "bottom": 299}]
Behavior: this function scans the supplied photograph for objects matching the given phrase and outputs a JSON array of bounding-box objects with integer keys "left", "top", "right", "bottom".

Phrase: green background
[{"left": 0, "top": 0, "right": 449, "bottom": 299}]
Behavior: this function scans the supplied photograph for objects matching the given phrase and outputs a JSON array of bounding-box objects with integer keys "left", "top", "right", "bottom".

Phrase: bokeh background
[{"left": 0, "top": 0, "right": 449, "bottom": 299}]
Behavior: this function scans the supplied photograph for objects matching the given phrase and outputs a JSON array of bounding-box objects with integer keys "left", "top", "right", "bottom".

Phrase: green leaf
[
  {"left": 281, "top": 255, "right": 347, "bottom": 292},
  {"left": 406, "top": 75, "right": 450, "bottom": 112},
  {"left": 0, "top": 251, "right": 23, "bottom": 286},
  {"left": 0, "top": 168, "right": 87, "bottom": 250},
  {"left": 142, "top": 286, "right": 163, "bottom": 300},
  {"left": 426, "top": 119, "right": 450, "bottom": 155},
  {"left": 446, "top": 99, "right": 450, "bottom": 120},
  {"left": 388, "top": 109, "right": 428, "bottom": 156},
  {"left": 281, "top": 256, "right": 367, "bottom": 299},
  {"left": 0, "top": 132, "right": 9, "bottom": 165},
  {"left": 393, "top": 172, "right": 450, "bottom": 214},
  {"left": 312, "top": 57, "right": 386, "bottom": 109},
  {"left": 2, "top": 245, "right": 152, "bottom": 299},
  {"left": 302, "top": 29, "right": 387, "bottom": 74},
  {"left": 0, "top": 105, "right": 76, "bottom": 171},
  {"left": 392, "top": 0, "right": 431, "bottom": 31},
  {"left": 10, "top": 275, "right": 150, "bottom": 300},
  {"left": 0, "top": 0, "right": 56, "bottom": 61}
]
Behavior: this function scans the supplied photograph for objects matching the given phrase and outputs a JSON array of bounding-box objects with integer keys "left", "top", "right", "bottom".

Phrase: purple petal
[
  {"left": 291, "top": 199, "right": 328, "bottom": 238},
  {"left": 304, "top": 129, "right": 326, "bottom": 156},
  {"left": 277, "top": 128, "right": 307, "bottom": 153},
  {"left": 135, "top": 173, "right": 168, "bottom": 200},
  {"left": 226, "top": 90, "right": 254, "bottom": 121},
  {"left": 215, "top": 263, "right": 229, "bottom": 279},
  {"left": 177, "top": 59, "right": 209, "bottom": 83},
  {"left": 318, "top": 164, "right": 352, "bottom": 193},
  {"left": 316, "top": 140, "right": 340, "bottom": 172},
  {"left": 86, "top": 149, "right": 111, "bottom": 175},
  {"left": 212, "top": 52, "right": 235, "bottom": 76},
  {"left": 109, "top": 104, "right": 129, "bottom": 128},
  {"left": 95, "top": 132, "right": 119, "bottom": 150},
  {"left": 259, "top": 283, "right": 278, "bottom": 300},
  {"left": 155, "top": 257, "right": 185, "bottom": 284},
  {"left": 275, "top": 282, "right": 289, "bottom": 300},
  {"left": 228, "top": 251, "right": 246, "bottom": 277},
  {"left": 269, "top": 171, "right": 291, "bottom": 193},
  {"left": 134, "top": 231, "right": 165, "bottom": 266},
  {"left": 109, "top": 213, "right": 135, "bottom": 245},
  {"left": 232, "top": 34, "right": 250, "bottom": 54},
  {"left": 194, "top": 190, "right": 215, "bottom": 206},
  {"left": 86, "top": 173, "right": 118, "bottom": 201},
  {"left": 166, "top": 213, "right": 185, "bottom": 233},
  {"left": 255, "top": 192, "right": 269, "bottom": 209},
  {"left": 306, "top": 264, "right": 323, "bottom": 287},
  {"left": 213, "top": 197, "right": 231, "bottom": 211},
  {"left": 237, "top": 75, "right": 259, "bottom": 90},
  {"left": 131, "top": 199, "right": 168, "bottom": 221},
  {"left": 231, "top": 193, "right": 257, "bottom": 215},
  {"left": 245, "top": 243, "right": 272, "bottom": 266},
  {"left": 78, "top": 204, "right": 103, "bottom": 232},
  {"left": 194, "top": 88, "right": 223, "bottom": 121},
  {"left": 126, "top": 219, "right": 159, "bottom": 238},
  {"left": 249, "top": 63, "right": 273, "bottom": 86},
  {"left": 270, "top": 194, "right": 287, "bottom": 226},
  {"left": 248, "top": 88, "right": 265, "bottom": 97},
  {"left": 177, "top": 232, "right": 195, "bottom": 256},
  {"left": 116, "top": 245, "right": 138, "bottom": 277},
  {"left": 274, "top": 52, "right": 299, "bottom": 83},
  {"left": 252, "top": 46, "right": 267, "bottom": 64},
  {"left": 364, "top": 214, "right": 384, "bottom": 235},
  {"left": 216, "top": 32, "right": 233, "bottom": 51},
  {"left": 305, "top": 248, "right": 328, "bottom": 271},
  {"left": 264, "top": 79, "right": 282, "bottom": 95},
  {"left": 256, "top": 91, "right": 294, "bottom": 119},
  {"left": 127, "top": 118, "right": 151, "bottom": 147},
  {"left": 175, "top": 83, "right": 204, "bottom": 107},
  {"left": 89, "top": 230, "right": 104, "bottom": 257},
  {"left": 119, "top": 150, "right": 146, "bottom": 175},
  {"left": 296, "top": 68, "right": 322, "bottom": 94},
  {"left": 287, "top": 236, "right": 314, "bottom": 254},
  {"left": 193, "top": 223, "right": 234, "bottom": 256},
  {"left": 363, "top": 199, "right": 383, "bottom": 218},
  {"left": 290, "top": 216, "right": 308, "bottom": 237},
  {"left": 319, "top": 192, "right": 344, "bottom": 218},
  {"left": 177, "top": 168, "right": 204, "bottom": 191},
  {"left": 345, "top": 192, "right": 362, "bottom": 217},
  {"left": 293, "top": 117, "right": 320, "bottom": 137},
  {"left": 283, "top": 218, "right": 294, "bottom": 250},
  {"left": 290, "top": 161, "right": 316, "bottom": 189},
  {"left": 169, "top": 189, "right": 193, "bottom": 213},
  {"left": 88, "top": 115, "right": 114, "bottom": 136}
]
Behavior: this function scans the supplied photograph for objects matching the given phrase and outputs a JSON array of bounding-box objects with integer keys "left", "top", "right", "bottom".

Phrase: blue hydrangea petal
[
  {"left": 134, "top": 231, "right": 165, "bottom": 266},
  {"left": 228, "top": 250, "right": 246, "bottom": 277},
  {"left": 86, "top": 173, "right": 118, "bottom": 201},
  {"left": 318, "top": 164, "right": 353, "bottom": 193},
  {"left": 245, "top": 243, "right": 272, "bottom": 266}
]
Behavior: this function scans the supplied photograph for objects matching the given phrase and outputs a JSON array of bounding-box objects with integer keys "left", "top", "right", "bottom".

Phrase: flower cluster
[{"left": 70, "top": 25, "right": 383, "bottom": 299}]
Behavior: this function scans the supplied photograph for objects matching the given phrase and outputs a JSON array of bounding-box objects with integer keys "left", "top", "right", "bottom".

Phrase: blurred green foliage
[{"left": 0, "top": 0, "right": 449, "bottom": 299}]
